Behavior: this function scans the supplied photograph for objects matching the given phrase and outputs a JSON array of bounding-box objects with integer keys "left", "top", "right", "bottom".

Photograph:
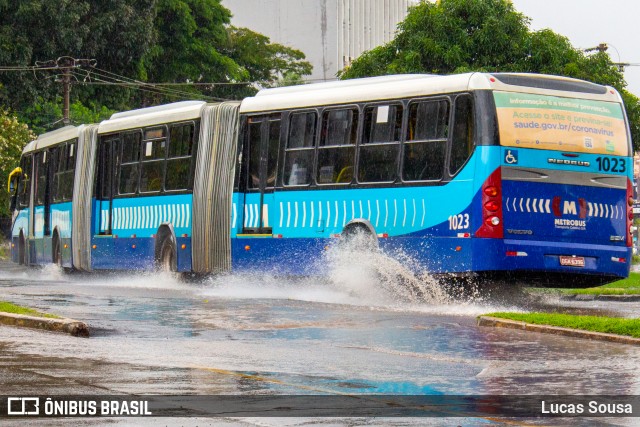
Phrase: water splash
[
  {"left": 323, "top": 232, "right": 451, "bottom": 306},
  {"left": 0, "top": 234, "right": 523, "bottom": 315}
]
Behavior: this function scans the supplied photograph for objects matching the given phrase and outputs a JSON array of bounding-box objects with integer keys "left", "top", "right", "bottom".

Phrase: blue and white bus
[{"left": 9, "top": 73, "right": 634, "bottom": 286}]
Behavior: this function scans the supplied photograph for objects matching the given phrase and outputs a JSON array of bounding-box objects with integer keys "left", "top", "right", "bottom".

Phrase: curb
[
  {"left": 560, "top": 294, "right": 640, "bottom": 302},
  {"left": 477, "top": 316, "right": 640, "bottom": 346},
  {"left": 0, "top": 312, "right": 89, "bottom": 337}
]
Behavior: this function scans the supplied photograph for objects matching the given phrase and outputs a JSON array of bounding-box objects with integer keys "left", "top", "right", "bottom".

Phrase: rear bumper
[{"left": 472, "top": 238, "right": 630, "bottom": 284}]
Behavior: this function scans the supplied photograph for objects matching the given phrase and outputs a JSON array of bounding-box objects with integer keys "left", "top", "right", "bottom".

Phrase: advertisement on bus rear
[{"left": 494, "top": 91, "right": 628, "bottom": 156}]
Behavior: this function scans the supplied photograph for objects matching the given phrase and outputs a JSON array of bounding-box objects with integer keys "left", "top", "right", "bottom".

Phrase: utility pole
[
  {"left": 583, "top": 43, "right": 609, "bottom": 53},
  {"left": 582, "top": 43, "right": 631, "bottom": 72},
  {"left": 35, "top": 56, "right": 97, "bottom": 125}
]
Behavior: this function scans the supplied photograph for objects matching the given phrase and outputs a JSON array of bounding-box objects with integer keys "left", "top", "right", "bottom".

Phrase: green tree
[
  {"left": 142, "top": 4, "right": 312, "bottom": 101},
  {"left": 216, "top": 27, "right": 312, "bottom": 99},
  {"left": 0, "top": 111, "right": 35, "bottom": 217},
  {"left": 23, "top": 98, "right": 115, "bottom": 135},
  {"left": 0, "top": 0, "right": 312, "bottom": 128},
  {"left": 340, "top": 0, "right": 639, "bottom": 149},
  {"left": 0, "top": 0, "right": 156, "bottom": 116},
  {"left": 142, "top": 0, "right": 240, "bottom": 103}
]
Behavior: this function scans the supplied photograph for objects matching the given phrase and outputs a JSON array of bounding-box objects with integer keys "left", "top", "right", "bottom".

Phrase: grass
[
  {"left": 0, "top": 301, "right": 60, "bottom": 319},
  {"left": 484, "top": 312, "right": 640, "bottom": 338},
  {"left": 562, "top": 272, "right": 640, "bottom": 295}
]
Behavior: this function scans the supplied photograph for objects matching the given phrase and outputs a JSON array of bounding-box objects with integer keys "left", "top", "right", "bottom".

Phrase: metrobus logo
[{"left": 552, "top": 197, "right": 587, "bottom": 218}]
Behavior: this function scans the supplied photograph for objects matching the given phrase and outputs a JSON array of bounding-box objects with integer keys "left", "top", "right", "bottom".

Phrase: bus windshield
[{"left": 494, "top": 91, "right": 629, "bottom": 156}]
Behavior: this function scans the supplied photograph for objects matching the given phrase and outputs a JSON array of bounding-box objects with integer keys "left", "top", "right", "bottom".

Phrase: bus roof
[
  {"left": 240, "top": 72, "right": 621, "bottom": 113},
  {"left": 23, "top": 125, "right": 82, "bottom": 154},
  {"left": 98, "top": 100, "right": 207, "bottom": 134}
]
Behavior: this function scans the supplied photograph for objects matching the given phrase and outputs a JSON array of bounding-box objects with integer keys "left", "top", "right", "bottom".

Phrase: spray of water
[
  {"left": 199, "top": 231, "right": 521, "bottom": 314},
  {"left": 323, "top": 231, "right": 451, "bottom": 306},
  {"left": 0, "top": 233, "right": 524, "bottom": 315}
]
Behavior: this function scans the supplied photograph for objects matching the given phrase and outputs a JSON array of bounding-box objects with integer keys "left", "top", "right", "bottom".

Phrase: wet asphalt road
[{"left": 0, "top": 259, "right": 639, "bottom": 426}]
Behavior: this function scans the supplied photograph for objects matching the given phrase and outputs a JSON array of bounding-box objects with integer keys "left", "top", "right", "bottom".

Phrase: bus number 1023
[
  {"left": 595, "top": 156, "right": 626, "bottom": 173},
  {"left": 448, "top": 214, "right": 470, "bottom": 230}
]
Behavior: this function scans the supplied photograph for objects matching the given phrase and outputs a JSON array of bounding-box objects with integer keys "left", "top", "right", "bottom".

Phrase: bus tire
[
  {"left": 52, "top": 235, "right": 62, "bottom": 268},
  {"left": 341, "top": 223, "right": 378, "bottom": 251},
  {"left": 18, "top": 233, "right": 26, "bottom": 265},
  {"left": 158, "top": 236, "right": 178, "bottom": 273}
]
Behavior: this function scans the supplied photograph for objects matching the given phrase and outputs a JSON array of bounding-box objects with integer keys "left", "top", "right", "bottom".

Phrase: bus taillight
[
  {"left": 475, "top": 167, "right": 503, "bottom": 239},
  {"left": 627, "top": 179, "right": 633, "bottom": 247}
]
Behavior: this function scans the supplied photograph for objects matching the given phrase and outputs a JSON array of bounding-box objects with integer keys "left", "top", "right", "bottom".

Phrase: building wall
[{"left": 222, "top": 0, "right": 416, "bottom": 81}]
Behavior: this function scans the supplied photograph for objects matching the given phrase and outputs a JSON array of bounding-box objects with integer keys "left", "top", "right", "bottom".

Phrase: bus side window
[
  {"left": 140, "top": 127, "right": 166, "bottom": 193},
  {"left": 166, "top": 123, "right": 196, "bottom": 192},
  {"left": 449, "top": 94, "right": 474, "bottom": 175},
  {"left": 64, "top": 142, "right": 76, "bottom": 201},
  {"left": 403, "top": 99, "right": 449, "bottom": 181},
  {"left": 35, "top": 151, "right": 48, "bottom": 205},
  {"left": 118, "top": 131, "right": 142, "bottom": 195},
  {"left": 18, "top": 154, "right": 32, "bottom": 208},
  {"left": 358, "top": 104, "right": 402, "bottom": 183},
  {"left": 265, "top": 118, "right": 280, "bottom": 188},
  {"left": 284, "top": 112, "right": 316, "bottom": 186},
  {"left": 317, "top": 108, "right": 358, "bottom": 184},
  {"left": 51, "top": 141, "right": 75, "bottom": 203},
  {"left": 52, "top": 144, "right": 65, "bottom": 203},
  {"left": 247, "top": 118, "right": 263, "bottom": 190}
]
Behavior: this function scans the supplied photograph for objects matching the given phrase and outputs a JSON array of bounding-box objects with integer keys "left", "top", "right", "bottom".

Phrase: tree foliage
[
  {"left": 0, "top": 0, "right": 156, "bottom": 114},
  {"left": 0, "top": 110, "right": 35, "bottom": 217},
  {"left": 340, "top": 0, "right": 639, "bottom": 149},
  {"left": 0, "top": 0, "right": 311, "bottom": 130},
  {"left": 23, "top": 98, "right": 114, "bottom": 135},
  {"left": 216, "top": 27, "right": 313, "bottom": 99}
]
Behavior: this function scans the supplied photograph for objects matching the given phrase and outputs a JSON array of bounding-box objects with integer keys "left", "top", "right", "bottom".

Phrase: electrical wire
[
  {"left": 87, "top": 67, "right": 219, "bottom": 100},
  {"left": 69, "top": 69, "right": 228, "bottom": 102}
]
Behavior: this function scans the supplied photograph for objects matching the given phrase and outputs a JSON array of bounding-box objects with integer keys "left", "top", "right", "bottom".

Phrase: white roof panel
[
  {"left": 240, "top": 72, "right": 621, "bottom": 113},
  {"left": 22, "top": 125, "right": 81, "bottom": 153},
  {"left": 98, "top": 101, "right": 207, "bottom": 134}
]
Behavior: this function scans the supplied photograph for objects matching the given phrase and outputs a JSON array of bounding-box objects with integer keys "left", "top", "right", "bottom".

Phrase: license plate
[{"left": 559, "top": 256, "right": 585, "bottom": 267}]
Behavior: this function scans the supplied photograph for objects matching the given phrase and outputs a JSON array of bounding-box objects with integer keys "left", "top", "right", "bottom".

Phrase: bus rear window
[{"left": 494, "top": 91, "right": 629, "bottom": 156}]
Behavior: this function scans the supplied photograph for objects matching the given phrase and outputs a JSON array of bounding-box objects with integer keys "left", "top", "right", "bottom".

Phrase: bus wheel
[
  {"left": 341, "top": 224, "right": 378, "bottom": 252},
  {"left": 158, "top": 237, "right": 177, "bottom": 273},
  {"left": 18, "top": 234, "right": 26, "bottom": 265},
  {"left": 52, "top": 237, "right": 62, "bottom": 268}
]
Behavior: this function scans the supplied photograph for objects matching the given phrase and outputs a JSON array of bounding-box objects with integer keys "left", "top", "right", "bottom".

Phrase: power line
[
  {"left": 27, "top": 57, "right": 98, "bottom": 125},
  {"left": 69, "top": 70, "right": 226, "bottom": 102},
  {"left": 72, "top": 68, "right": 230, "bottom": 102}
]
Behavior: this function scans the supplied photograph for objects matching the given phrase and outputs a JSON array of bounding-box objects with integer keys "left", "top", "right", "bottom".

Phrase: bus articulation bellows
[{"left": 8, "top": 73, "right": 634, "bottom": 286}]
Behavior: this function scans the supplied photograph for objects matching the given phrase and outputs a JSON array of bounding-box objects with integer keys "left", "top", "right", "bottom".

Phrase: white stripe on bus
[
  {"left": 402, "top": 199, "right": 407, "bottom": 227},
  {"left": 301, "top": 201, "right": 306, "bottom": 228},
  {"left": 342, "top": 200, "right": 347, "bottom": 227},
  {"left": 412, "top": 199, "right": 416, "bottom": 227}
]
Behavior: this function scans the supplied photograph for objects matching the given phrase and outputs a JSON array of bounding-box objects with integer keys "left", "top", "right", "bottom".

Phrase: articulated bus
[{"left": 8, "top": 73, "right": 634, "bottom": 286}]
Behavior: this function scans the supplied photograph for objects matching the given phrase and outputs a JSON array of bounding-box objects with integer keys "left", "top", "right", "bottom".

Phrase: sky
[{"left": 510, "top": 0, "right": 640, "bottom": 97}]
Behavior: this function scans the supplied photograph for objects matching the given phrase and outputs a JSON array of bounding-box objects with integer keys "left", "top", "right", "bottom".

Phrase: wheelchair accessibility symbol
[{"left": 505, "top": 150, "right": 518, "bottom": 164}]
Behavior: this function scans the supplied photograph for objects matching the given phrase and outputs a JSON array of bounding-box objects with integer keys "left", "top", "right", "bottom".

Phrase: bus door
[
  {"left": 242, "top": 114, "right": 281, "bottom": 234},
  {"left": 32, "top": 150, "right": 52, "bottom": 262},
  {"left": 43, "top": 146, "right": 59, "bottom": 238},
  {"left": 96, "top": 137, "right": 118, "bottom": 235}
]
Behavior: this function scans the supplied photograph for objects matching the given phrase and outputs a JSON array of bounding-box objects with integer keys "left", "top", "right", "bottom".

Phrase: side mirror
[{"left": 7, "top": 166, "right": 22, "bottom": 193}]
